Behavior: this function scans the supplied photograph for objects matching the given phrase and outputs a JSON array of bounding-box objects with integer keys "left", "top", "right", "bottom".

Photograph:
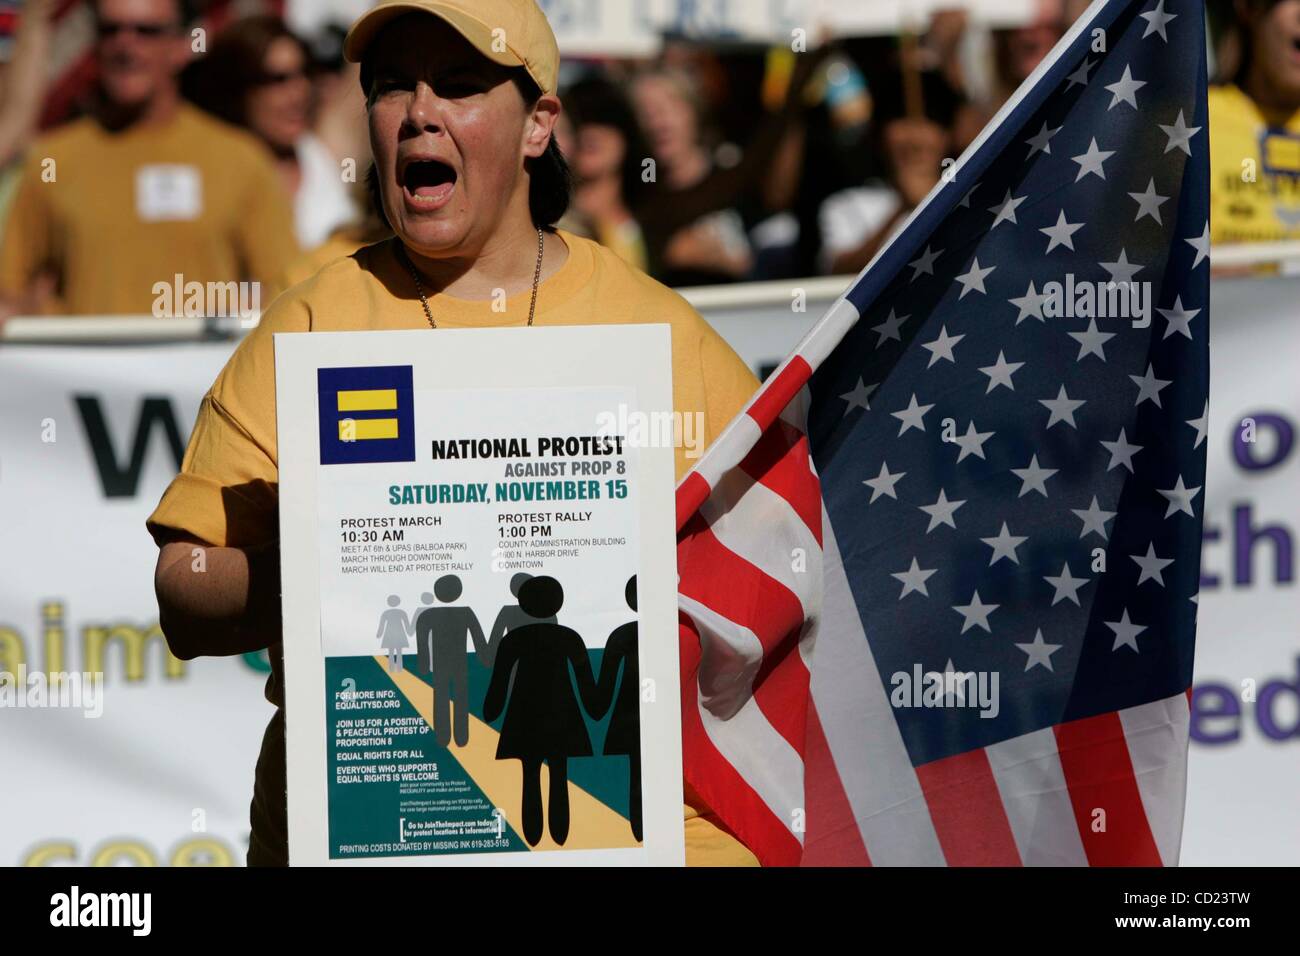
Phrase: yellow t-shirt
[
  {"left": 0, "top": 104, "right": 298, "bottom": 315},
  {"left": 1208, "top": 83, "right": 1300, "bottom": 244},
  {"left": 278, "top": 225, "right": 390, "bottom": 290},
  {"left": 147, "top": 230, "right": 762, "bottom": 866}
]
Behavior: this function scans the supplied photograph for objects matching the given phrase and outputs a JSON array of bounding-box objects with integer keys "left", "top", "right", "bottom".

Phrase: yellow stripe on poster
[
  {"left": 377, "top": 656, "right": 639, "bottom": 852},
  {"left": 1264, "top": 133, "right": 1300, "bottom": 174},
  {"left": 337, "top": 389, "right": 398, "bottom": 412},
  {"left": 339, "top": 418, "right": 399, "bottom": 441}
]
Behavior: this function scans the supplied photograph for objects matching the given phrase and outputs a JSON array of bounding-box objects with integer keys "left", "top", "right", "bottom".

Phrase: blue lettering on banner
[{"left": 1191, "top": 657, "right": 1300, "bottom": 744}]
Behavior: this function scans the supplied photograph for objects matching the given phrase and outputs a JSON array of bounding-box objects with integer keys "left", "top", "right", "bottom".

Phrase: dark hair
[
  {"left": 363, "top": 68, "right": 572, "bottom": 232},
  {"left": 562, "top": 75, "right": 653, "bottom": 209},
  {"left": 1225, "top": 0, "right": 1286, "bottom": 86},
  {"left": 514, "top": 71, "right": 573, "bottom": 230},
  {"left": 181, "top": 15, "right": 310, "bottom": 128}
]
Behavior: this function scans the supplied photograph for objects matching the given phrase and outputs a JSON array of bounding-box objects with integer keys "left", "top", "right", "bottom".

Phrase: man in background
[{"left": 0, "top": 0, "right": 297, "bottom": 321}]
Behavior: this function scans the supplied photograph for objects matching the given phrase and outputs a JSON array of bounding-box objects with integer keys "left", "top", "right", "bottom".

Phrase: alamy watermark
[
  {"left": 890, "top": 663, "right": 1000, "bottom": 719},
  {"left": 0, "top": 665, "right": 104, "bottom": 718},
  {"left": 1043, "top": 274, "right": 1152, "bottom": 327},
  {"left": 595, "top": 404, "right": 705, "bottom": 459},
  {"left": 50, "top": 886, "right": 150, "bottom": 936},
  {"left": 151, "top": 273, "right": 261, "bottom": 326}
]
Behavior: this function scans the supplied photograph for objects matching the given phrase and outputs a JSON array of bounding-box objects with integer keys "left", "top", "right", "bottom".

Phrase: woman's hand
[
  {"left": 663, "top": 218, "right": 753, "bottom": 278},
  {"left": 884, "top": 117, "right": 950, "bottom": 208}
]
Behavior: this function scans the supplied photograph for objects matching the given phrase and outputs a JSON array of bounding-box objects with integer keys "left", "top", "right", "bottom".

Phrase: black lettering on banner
[{"left": 74, "top": 396, "right": 186, "bottom": 498}]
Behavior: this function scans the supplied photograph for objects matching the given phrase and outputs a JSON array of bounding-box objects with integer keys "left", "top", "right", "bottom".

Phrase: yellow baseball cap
[{"left": 344, "top": 0, "right": 560, "bottom": 96}]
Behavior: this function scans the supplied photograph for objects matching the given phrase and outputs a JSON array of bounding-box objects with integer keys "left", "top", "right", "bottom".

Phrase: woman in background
[
  {"left": 562, "top": 76, "right": 651, "bottom": 273},
  {"left": 1209, "top": 0, "right": 1300, "bottom": 245},
  {"left": 632, "top": 66, "right": 755, "bottom": 285},
  {"left": 183, "top": 15, "right": 356, "bottom": 249},
  {"left": 630, "top": 48, "right": 830, "bottom": 287}
]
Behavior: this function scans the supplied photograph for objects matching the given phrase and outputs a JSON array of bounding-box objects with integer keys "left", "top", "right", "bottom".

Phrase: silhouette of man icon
[
  {"left": 482, "top": 575, "right": 601, "bottom": 847},
  {"left": 484, "top": 572, "right": 555, "bottom": 668},
  {"left": 594, "top": 576, "right": 642, "bottom": 841},
  {"left": 415, "top": 575, "right": 487, "bottom": 747}
]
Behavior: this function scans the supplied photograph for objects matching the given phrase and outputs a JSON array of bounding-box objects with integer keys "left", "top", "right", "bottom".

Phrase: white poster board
[{"left": 275, "top": 325, "right": 684, "bottom": 866}]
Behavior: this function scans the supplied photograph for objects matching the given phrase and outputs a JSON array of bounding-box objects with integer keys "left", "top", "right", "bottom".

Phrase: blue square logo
[{"left": 317, "top": 366, "right": 415, "bottom": 465}]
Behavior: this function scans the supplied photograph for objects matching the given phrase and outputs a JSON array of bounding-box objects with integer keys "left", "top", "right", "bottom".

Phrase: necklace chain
[{"left": 398, "top": 229, "right": 545, "bottom": 330}]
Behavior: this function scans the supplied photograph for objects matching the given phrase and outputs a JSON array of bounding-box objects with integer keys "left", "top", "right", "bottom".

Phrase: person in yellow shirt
[
  {"left": 1209, "top": 0, "right": 1300, "bottom": 244},
  {"left": 0, "top": 0, "right": 298, "bottom": 321},
  {"left": 148, "top": 0, "right": 761, "bottom": 867}
]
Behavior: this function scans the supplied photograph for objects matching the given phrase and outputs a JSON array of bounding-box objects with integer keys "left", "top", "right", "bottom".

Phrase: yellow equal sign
[
  {"left": 1264, "top": 133, "right": 1300, "bottom": 174},
  {"left": 338, "top": 389, "right": 399, "bottom": 441}
]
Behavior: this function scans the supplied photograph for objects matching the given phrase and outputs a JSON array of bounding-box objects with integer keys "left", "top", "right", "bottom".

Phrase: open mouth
[{"left": 402, "top": 159, "right": 457, "bottom": 206}]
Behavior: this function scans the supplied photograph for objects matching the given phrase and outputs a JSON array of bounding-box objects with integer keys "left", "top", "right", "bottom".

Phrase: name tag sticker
[{"left": 136, "top": 164, "right": 203, "bottom": 221}]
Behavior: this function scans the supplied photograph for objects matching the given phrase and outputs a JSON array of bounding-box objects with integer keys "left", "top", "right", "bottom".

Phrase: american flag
[{"left": 676, "top": 0, "right": 1208, "bottom": 867}]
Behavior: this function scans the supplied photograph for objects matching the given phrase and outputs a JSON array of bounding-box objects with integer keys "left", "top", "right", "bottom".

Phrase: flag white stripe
[
  {"left": 810, "top": 512, "right": 947, "bottom": 865},
  {"left": 700, "top": 467, "right": 821, "bottom": 614},
  {"left": 679, "top": 590, "right": 765, "bottom": 723},
  {"left": 985, "top": 728, "right": 1091, "bottom": 866},
  {"left": 680, "top": 594, "right": 805, "bottom": 842},
  {"left": 1118, "top": 693, "right": 1191, "bottom": 866},
  {"left": 694, "top": 412, "right": 761, "bottom": 494},
  {"left": 796, "top": 298, "right": 861, "bottom": 371}
]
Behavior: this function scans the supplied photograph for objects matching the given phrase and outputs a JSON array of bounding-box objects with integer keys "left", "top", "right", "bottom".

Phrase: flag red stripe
[
  {"left": 678, "top": 518, "right": 807, "bottom": 663},
  {"left": 798, "top": 700, "right": 872, "bottom": 866},
  {"left": 1054, "top": 711, "right": 1163, "bottom": 866},
  {"left": 678, "top": 518, "right": 811, "bottom": 753},
  {"left": 678, "top": 614, "right": 804, "bottom": 866},
  {"left": 747, "top": 638, "right": 812, "bottom": 764},
  {"left": 746, "top": 357, "right": 812, "bottom": 432},
  {"left": 676, "top": 471, "right": 712, "bottom": 532},
  {"left": 916, "top": 748, "right": 1022, "bottom": 865},
  {"left": 738, "top": 420, "right": 823, "bottom": 547}
]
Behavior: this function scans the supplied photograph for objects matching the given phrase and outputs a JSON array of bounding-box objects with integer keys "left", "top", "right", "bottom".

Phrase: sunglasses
[{"left": 96, "top": 20, "right": 178, "bottom": 39}]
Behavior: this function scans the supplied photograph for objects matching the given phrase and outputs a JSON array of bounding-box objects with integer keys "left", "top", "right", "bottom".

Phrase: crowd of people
[{"left": 0, "top": 0, "right": 1297, "bottom": 324}]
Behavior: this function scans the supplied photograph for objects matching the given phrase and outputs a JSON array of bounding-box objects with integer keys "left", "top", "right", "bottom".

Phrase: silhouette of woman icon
[
  {"left": 482, "top": 575, "right": 601, "bottom": 847},
  {"left": 376, "top": 595, "right": 412, "bottom": 672}
]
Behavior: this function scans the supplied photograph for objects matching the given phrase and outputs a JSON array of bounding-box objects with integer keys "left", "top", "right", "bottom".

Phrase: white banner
[
  {"left": 0, "top": 345, "right": 273, "bottom": 867},
  {"left": 281, "top": 0, "right": 1041, "bottom": 58},
  {"left": 2, "top": 274, "right": 1296, "bottom": 866},
  {"left": 535, "top": 0, "right": 1037, "bottom": 56}
]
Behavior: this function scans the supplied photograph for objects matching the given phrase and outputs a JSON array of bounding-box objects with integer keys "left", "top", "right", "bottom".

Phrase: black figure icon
[
  {"left": 482, "top": 576, "right": 601, "bottom": 847},
  {"left": 414, "top": 575, "right": 487, "bottom": 747},
  {"left": 593, "top": 576, "right": 642, "bottom": 841},
  {"left": 483, "top": 572, "right": 555, "bottom": 668}
]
